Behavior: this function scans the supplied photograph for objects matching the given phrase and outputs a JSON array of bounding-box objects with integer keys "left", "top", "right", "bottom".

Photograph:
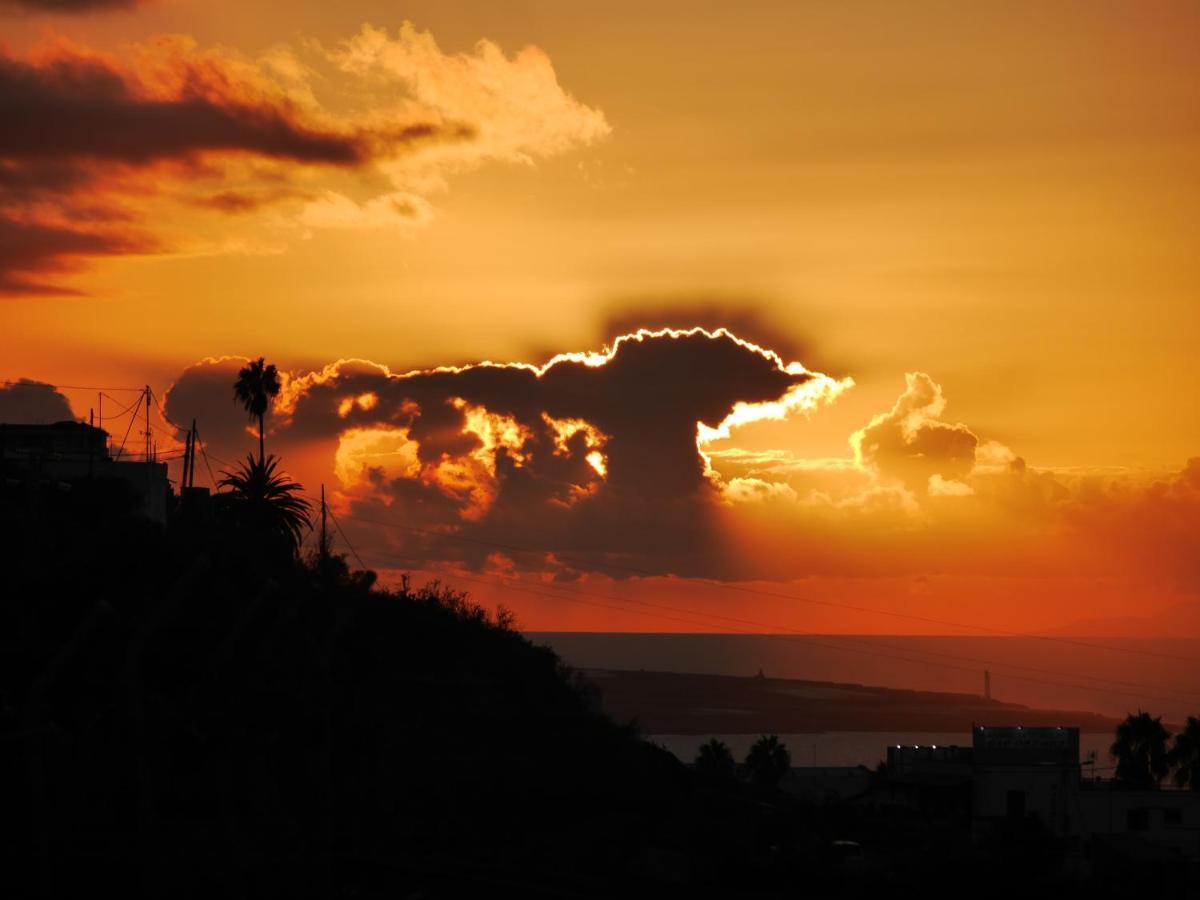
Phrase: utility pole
[
  {"left": 98, "top": 392, "right": 104, "bottom": 453},
  {"left": 180, "top": 424, "right": 191, "bottom": 494},
  {"left": 320, "top": 483, "right": 327, "bottom": 565},
  {"left": 194, "top": 424, "right": 206, "bottom": 489},
  {"left": 188, "top": 419, "right": 197, "bottom": 489},
  {"left": 144, "top": 386, "right": 151, "bottom": 463},
  {"left": 144, "top": 385, "right": 152, "bottom": 515}
]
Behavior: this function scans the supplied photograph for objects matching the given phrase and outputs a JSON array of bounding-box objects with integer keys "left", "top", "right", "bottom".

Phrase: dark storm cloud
[
  {"left": 0, "top": 53, "right": 362, "bottom": 167},
  {"left": 0, "top": 0, "right": 147, "bottom": 12},
  {"left": 600, "top": 301, "right": 814, "bottom": 370},
  {"left": 0, "top": 215, "right": 155, "bottom": 295},
  {"left": 0, "top": 379, "right": 76, "bottom": 423},
  {"left": 289, "top": 330, "right": 808, "bottom": 499},
  {"left": 161, "top": 357, "right": 256, "bottom": 461},
  {"left": 0, "top": 45, "right": 471, "bottom": 295},
  {"left": 164, "top": 330, "right": 833, "bottom": 578}
]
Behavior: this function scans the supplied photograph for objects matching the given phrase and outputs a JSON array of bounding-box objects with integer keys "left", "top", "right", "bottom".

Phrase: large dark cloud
[
  {"left": 0, "top": 379, "right": 76, "bottom": 423},
  {"left": 165, "top": 330, "right": 827, "bottom": 578},
  {"left": 0, "top": 215, "right": 155, "bottom": 295},
  {"left": 600, "top": 300, "right": 815, "bottom": 372},
  {"left": 1, "top": 22, "right": 608, "bottom": 296},
  {"left": 0, "top": 43, "right": 469, "bottom": 295},
  {"left": 0, "top": 1, "right": 147, "bottom": 12},
  {"left": 159, "top": 356, "right": 255, "bottom": 459},
  {"left": 0, "top": 53, "right": 371, "bottom": 165}
]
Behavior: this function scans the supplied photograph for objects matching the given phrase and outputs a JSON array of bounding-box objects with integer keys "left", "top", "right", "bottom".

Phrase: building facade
[{"left": 0, "top": 422, "right": 169, "bottom": 522}]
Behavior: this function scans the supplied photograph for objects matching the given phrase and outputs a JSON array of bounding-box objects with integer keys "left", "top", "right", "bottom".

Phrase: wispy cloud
[{"left": 0, "top": 23, "right": 609, "bottom": 295}]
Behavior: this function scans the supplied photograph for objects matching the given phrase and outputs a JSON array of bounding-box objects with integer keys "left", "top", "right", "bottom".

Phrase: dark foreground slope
[
  {"left": 586, "top": 669, "right": 1123, "bottom": 734},
  {"left": 1, "top": 475, "right": 696, "bottom": 898},
  {"left": 2, "top": 471, "right": 1183, "bottom": 899}
]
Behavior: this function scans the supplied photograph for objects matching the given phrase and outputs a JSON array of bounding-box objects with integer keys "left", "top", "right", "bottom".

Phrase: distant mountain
[
  {"left": 587, "top": 668, "right": 1124, "bottom": 734},
  {"left": 1037, "top": 602, "right": 1200, "bottom": 637}
]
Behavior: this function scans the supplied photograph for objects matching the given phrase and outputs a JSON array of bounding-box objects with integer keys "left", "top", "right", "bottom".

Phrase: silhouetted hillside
[
  {"left": 1, "top": 471, "right": 700, "bottom": 897},
  {"left": 4, "top": 469, "right": 1193, "bottom": 898}
]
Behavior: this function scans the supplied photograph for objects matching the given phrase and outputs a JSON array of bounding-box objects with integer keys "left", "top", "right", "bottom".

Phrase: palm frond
[
  {"left": 220, "top": 453, "right": 312, "bottom": 556},
  {"left": 233, "top": 357, "right": 282, "bottom": 420}
]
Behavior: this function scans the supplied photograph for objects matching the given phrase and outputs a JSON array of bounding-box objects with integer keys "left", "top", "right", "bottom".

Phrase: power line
[
  {"left": 328, "top": 506, "right": 1198, "bottom": 698},
  {"left": 517, "top": 577, "right": 1200, "bottom": 701},
  {"left": 331, "top": 508, "right": 1195, "bottom": 664},
  {"left": 148, "top": 388, "right": 181, "bottom": 430},
  {"left": 461, "top": 568, "right": 1200, "bottom": 704},
  {"left": 327, "top": 506, "right": 367, "bottom": 571},
  {"left": 99, "top": 392, "right": 142, "bottom": 416},
  {"left": 196, "top": 438, "right": 221, "bottom": 490},
  {"left": 313, "top": 494, "right": 1196, "bottom": 706},
  {"left": 344, "top": 541, "right": 1195, "bottom": 711},
  {"left": 1, "top": 380, "right": 142, "bottom": 392},
  {"left": 112, "top": 390, "right": 142, "bottom": 461}
]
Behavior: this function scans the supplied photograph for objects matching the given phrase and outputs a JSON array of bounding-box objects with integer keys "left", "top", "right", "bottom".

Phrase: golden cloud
[{"left": 0, "top": 22, "right": 609, "bottom": 294}]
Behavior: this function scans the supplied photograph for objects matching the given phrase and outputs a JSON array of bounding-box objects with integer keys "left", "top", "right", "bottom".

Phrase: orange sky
[{"left": 1, "top": 1, "right": 1198, "bottom": 636}]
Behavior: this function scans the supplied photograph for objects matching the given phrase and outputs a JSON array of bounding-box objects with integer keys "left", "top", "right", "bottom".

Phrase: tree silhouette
[
  {"left": 1169, "top": 715, "right": 1200, "bottom": 790},
  {"left": 745, "top": 734, "right": 790, "bottom": 788},
  {"left": 233, "top": 357, "right": 282, "bottom": 464},
  {"left": 219, "top": 454, "right": 311, "bottom": 559},
  {"left": 1110, "top": 711, "right": 1172, "bottom": 788},
  {"left": 694, "top": 738, "right": 736, "bottom": 782}
]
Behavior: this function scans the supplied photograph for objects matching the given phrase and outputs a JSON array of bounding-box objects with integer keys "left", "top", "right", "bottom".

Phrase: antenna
[
  {"left": 144, "top": 386, "right": 152, "bottom": 514},
  {"left": 144, "top": 385, "right": 151, "bottom": 463},
  {"left": 180, "top": 422, "right": 191, "bottom": 492},
  {"left": 189, "top": 419, "right": 197, "bottom": 489},
  {"left": 320, "top": 484, "right": 328, "bottom": 565}
]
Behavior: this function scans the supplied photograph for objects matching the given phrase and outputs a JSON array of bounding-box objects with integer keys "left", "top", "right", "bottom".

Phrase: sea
[
  {"left": 647, "top": 731, "right": 1118, "bottom": 771},
  {"left": 528, "top": 632, "right": 1200, "bottom": 768}
]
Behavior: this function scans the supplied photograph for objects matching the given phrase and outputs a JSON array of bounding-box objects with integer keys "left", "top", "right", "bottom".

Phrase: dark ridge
[{"left": 584, "top": 668, "right": 1124, "bottom": 734}]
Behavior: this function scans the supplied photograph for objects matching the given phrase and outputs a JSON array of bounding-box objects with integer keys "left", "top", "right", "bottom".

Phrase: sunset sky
[{"left": 2, "top": 0, "right": 1198, "bottom": 636}]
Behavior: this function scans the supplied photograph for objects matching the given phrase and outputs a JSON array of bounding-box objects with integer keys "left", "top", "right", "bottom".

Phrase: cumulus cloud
[
  {"left": 851, "top": 372, "right": 978, "bottom": 491},
  {"left": 0, "top": 23, "right": 608, "bottom": 295},
  {"left": 164, "top": 328, "right": 848, "bottom": 578},
  {"left": 0, "top": 379, "right": 75, "bottom": 423},
  {"left": 159, "top": 332, "right": 1200, "bottom": 605},
  {"left": 329, "top": 23, "right": 611, "bottom": 167},
  {"left": 160, "top": 356, "right": 257, "bottom": 457}
]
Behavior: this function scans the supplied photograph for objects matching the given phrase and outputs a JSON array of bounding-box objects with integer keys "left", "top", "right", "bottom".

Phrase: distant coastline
[
  {"left": 531, "top": 632, "right": 1200, "bottom": 725},
  {"left": 583, "top": 667, "right": 1124, "bottom": 735}
]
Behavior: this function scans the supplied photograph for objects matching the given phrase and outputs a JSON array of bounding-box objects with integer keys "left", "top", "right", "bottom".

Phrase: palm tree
[
  {"left": 219, "top": 454, "right": 311, "bottom": 559},
  {"left": 745, "top": 734, "right": 790, "bottom": 788},
  {"left": 1110, "top": 711, "right": 1172, "bottom": 788},
  {"left": 233, "top": 357, "right": 282, "bottom": 464},
  {"left": 694, "top": 738, "right": 736, "bottom": 782},
  {"left": 1169, "top": 716, "right": 1200, "bottom": 790}
]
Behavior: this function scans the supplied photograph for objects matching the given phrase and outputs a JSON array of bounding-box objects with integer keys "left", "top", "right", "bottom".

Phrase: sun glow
[
  {"left": 541, "top": 412, "right": 609, "bottom": 477},
  {"left": 452, "top": 397, "right": 532, "bottom": 473},
  {"left": 333, "top": 426, "right": 421, "bottom": 486},
  {"left": 696, "top": 373, "right": 853, "bottom": 478}
]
